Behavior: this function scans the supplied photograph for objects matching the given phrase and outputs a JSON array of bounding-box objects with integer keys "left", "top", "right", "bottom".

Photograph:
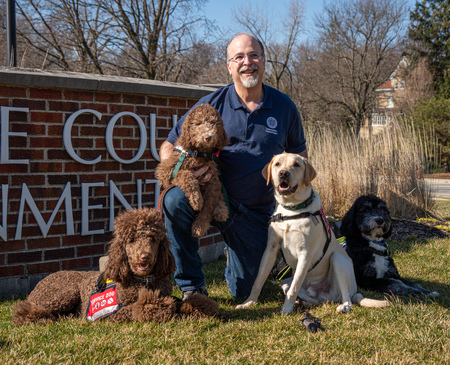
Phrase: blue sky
[
  {"left": 203, "top": 0, "right": 324, "bottom": 32},
  {"left": 202, "top": 0, "right": 418, "bottom": 43}
]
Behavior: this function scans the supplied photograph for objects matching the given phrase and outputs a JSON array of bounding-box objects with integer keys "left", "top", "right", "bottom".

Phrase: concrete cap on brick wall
[{"left": 0, "top": 67, "right": 218, "bottom": 99}]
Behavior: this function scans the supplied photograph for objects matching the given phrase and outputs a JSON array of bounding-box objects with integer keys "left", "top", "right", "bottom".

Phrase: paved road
[{"left": 425, "top": 179, "right": 450, "bottom": 198}]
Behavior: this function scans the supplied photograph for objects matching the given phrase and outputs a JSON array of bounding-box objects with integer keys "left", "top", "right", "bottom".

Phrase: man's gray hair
[{"left": 226, "top": 33, "right": 265, "bottom": 62}]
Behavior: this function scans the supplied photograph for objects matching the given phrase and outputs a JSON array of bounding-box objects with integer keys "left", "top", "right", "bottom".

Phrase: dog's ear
[
  {"left": 103, "top": 236, "right": 131, "bottom": 283},
  {"left": 262, "top": 157, "right": 275, "bottom": 185},
  {"left": 340, "top": 203, "right": 357, "bottom": 239},
  {"left": 177, "top": 107, "right": 195, "bottom": 147},
  {"left": 153, "top": 236, "right": 176, "bottom": 278},
  {"left": 103, "top": 209, "right": 137, "bottom": 283},
  {"left": 302, "top": 158, "right": 317, "bottom": 186}
]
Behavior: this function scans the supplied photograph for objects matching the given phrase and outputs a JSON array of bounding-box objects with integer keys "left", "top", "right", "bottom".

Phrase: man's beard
[{"left": 239, "top": 65, "right": 259, "bottom": 88}]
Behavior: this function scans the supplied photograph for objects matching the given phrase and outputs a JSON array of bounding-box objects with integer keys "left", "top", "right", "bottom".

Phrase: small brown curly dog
[
  {"left": 12, "top": 208, "right": 219, "bottom": 325},
  {"left": 156, "top": 103, "right": 229, "bottom": 237}
]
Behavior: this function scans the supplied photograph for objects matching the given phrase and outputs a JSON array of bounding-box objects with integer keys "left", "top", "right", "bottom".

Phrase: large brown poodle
[
  {"left": 156, "top": 103, "right": 229, "bottom": 237},
  {"left": 12, "top": 208, "right": 219, "bottom": 325}
]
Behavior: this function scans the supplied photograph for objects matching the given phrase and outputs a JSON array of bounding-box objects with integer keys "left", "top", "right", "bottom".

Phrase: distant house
[{"left": 363, "top": 58, "right": 408, "bottom": 135}]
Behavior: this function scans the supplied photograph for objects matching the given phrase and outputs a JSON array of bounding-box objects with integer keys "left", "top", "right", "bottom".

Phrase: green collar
[
  {"left": 281, "top": 191, "right": 315, "bottom": 211},
  {"left": 171, "top": 145, "right": 219, "bottom": 180}
]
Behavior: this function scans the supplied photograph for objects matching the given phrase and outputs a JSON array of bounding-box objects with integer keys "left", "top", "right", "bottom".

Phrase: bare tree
[
  {"left": 102, "top": 0, "right": 213, "bottom": 80},
  {"left": 162, "top": 41, "right": 230, "bottom": 85},
  {"left": 298, "top": 0, "right": 408, "bottom": 133},
  {"left": 14, "top": 0, "right": 213, "bottom": 80},
  {"left": 232, "top": 0, "right": 304, "bottom": 96},
  {"left": 16, "top": 0, "right": 111, "bottom": 72}
]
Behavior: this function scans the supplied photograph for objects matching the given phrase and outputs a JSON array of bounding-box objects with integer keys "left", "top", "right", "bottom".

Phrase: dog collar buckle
[
  {"left": 174, "top": 145, "right": 188, "bottom": 155},
  {"left": 188, "top": 149, "right": 198, "bottom": 157},
  {"left": 133, "top": 274, "right": 154, "bottom": 289},
  {"left": 269, "top": 213, "right": 284, "bottom": 223}
]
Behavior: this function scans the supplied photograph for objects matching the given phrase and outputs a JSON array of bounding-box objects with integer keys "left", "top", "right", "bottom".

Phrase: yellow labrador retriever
[{"left": 236, "top": 153, "right": 389, "bottom": 314}]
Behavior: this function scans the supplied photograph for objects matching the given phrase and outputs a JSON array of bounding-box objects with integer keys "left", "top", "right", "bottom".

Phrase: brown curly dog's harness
[{"left": 158, "top": 146, "right": 229, "bottom": 213}]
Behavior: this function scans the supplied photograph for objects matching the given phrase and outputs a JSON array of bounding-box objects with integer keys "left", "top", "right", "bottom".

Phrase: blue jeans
[{"left": 163, "top": 187, "right": 271, "bottom": 298}]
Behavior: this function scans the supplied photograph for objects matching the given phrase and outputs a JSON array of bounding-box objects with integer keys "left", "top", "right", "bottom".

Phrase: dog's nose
[
  {"left": 140, "top": 253, "right": 150, "bottom": 261},
  {"left": 375, "top": 217, "right": 384, "bottom": 225},
  {"left": 204, "top": 135, "right": 212, "bottom": 142},
  {"left": 279, "top": 170, "right": 290, "bottom": 179}
]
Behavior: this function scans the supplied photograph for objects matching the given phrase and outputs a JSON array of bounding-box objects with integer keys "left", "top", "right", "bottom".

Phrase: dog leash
[{"left": 158, "top": 186, "right": 175, "bottom": 214}]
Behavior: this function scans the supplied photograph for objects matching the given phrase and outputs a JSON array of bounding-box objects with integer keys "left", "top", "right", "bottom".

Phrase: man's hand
[{"left": 192, "top": 165, "right": 212, "bottom": 185}]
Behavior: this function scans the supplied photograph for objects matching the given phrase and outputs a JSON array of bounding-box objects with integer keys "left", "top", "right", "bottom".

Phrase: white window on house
[
  {"left": 394, "top": 82, "right": 399, "bottom": 89},
  {"left": 400, "top": 81, "right": 405, "bottom": 89},
  {"left": 372, "top": 113, "right": 387, "bottom": 126},
  {"left": 387, "top": 96, "right": 394, "bottom": 108}
]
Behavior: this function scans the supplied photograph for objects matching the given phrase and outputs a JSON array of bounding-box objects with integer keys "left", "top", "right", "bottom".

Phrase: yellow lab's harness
[{"left": 270, "top": 193, "right": 333, "bottom": 273}]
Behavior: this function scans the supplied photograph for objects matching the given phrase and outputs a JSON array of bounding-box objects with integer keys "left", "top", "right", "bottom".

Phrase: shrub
[{"left": 411, "top": 97, "right": 450, "bottom": 167}]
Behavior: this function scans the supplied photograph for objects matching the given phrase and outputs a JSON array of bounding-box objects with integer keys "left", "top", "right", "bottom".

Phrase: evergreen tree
[{"left": 408, "top": 0, "right": 450, "bottom": 97}]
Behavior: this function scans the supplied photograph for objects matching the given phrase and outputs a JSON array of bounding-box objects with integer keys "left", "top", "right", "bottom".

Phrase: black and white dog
[{"left": 340, "top": 195, "right": 439, "bottom": 298}]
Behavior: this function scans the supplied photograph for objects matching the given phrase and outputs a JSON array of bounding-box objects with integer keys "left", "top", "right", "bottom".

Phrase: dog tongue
[{"left": 278, "top": 183, "right": 291, "bottom": 193}]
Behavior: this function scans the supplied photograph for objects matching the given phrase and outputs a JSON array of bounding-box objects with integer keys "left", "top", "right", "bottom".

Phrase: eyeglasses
[{"left": 228, "top": 52, "right": 263, "bottom": 64}]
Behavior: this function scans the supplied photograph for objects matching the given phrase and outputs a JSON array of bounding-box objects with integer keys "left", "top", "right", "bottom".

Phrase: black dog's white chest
[
  {"left": 364, "top": 242, "right": 396, "bottom": 279},
  {"left": 369, "top": 253, "right": 390, "bottom": 278}
]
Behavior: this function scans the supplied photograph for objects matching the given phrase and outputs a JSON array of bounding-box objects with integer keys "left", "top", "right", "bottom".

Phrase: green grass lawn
[
  {"left": 433, "top": 197, "right": 450, "bottom": 221},
  {"left": 1, "top": 202, "right": 450, "bottom": 364}
]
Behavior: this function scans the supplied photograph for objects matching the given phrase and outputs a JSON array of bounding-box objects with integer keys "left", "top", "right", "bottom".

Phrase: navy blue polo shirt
[{"left": 166, "top": 83, "right": 306, "bottom": 214}]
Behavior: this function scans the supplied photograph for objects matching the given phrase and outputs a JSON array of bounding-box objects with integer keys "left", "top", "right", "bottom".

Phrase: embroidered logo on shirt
[
  {"left": 267, "top": 117, "right": 278, "bottom": 129},
  {"left": 266, "top": 117, "right": 278, "bottom": 135}
]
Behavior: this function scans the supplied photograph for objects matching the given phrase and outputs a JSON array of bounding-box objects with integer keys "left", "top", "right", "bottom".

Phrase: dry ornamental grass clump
[{"left": 306, "top": 121, "right": 434, "bottom": 219}]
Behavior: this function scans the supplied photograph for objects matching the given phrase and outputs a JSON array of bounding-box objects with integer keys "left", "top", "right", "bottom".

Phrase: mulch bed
[
  {"left": 390, "top": 219, "right": 450, "bottom": 241},
  {"left": 391, "top": 172, "right": 450, "bottom": 241},
  {"left": 331, "top": 218, "right": 450, "bottom": 242}
]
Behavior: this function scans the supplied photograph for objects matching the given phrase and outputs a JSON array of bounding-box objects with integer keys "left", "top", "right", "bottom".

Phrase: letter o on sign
[{"left": 105, "top": 112, "right": 147, "bottom": 164}]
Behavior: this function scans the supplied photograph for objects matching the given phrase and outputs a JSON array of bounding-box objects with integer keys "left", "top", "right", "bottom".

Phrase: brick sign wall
[{"left": 0, "top": 67, "right": 225, "bottom": 298}]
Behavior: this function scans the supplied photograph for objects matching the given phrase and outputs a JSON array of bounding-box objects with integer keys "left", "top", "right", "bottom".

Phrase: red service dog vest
[{"left": 86, "top": 273, "right": 122, "bottom": 322}]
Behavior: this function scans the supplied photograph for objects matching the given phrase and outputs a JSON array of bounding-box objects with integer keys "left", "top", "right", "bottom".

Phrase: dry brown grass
[{"left": 306, "top": 122, "right": 434, "bottom": 219}]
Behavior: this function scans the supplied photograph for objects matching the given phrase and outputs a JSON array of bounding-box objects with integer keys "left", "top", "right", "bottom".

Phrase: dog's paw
[
  {"left": 336, "top": 302, "right": 352, "bottom": 313},
  {"left": 235, "top": 300, "right": 257, "bottom": 309},
  {"left": 192, "top": 219, "right": 209, "bottom": 238},
  {"left": 133, "top": 289, "right": 176, "bottom": 322},
  {"left": 213, "top": 204, "right": 229, "bottom": 222},
  {"left": 178, "top": 293, "right": 219, "bottom": 318},
  {"left": 280, "top": 302, "right": 295, "bottom": 315}
]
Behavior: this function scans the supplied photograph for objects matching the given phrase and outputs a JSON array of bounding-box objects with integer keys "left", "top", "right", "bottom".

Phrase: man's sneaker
[{"left": 182, "top": 286, "right": 208, "bottom": 301}]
